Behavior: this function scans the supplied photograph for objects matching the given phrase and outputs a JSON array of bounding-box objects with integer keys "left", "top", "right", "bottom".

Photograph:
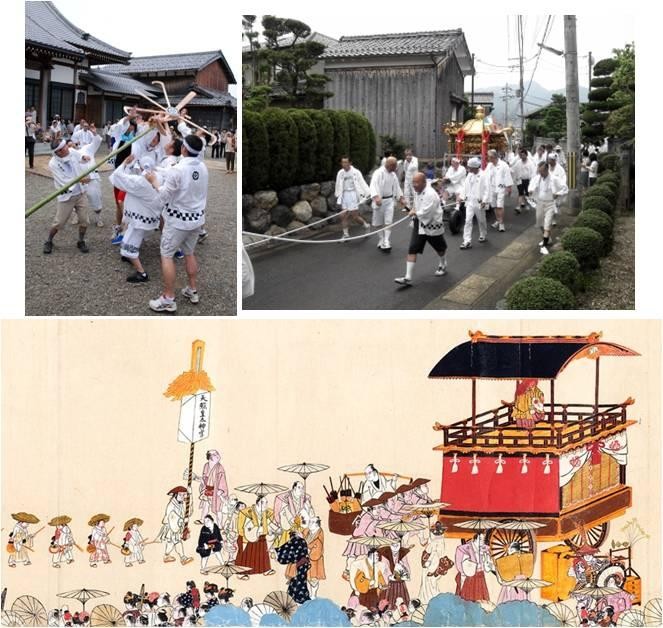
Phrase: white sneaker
[
  {"left": 479, "top": 236, "right": 487, "bottom": 243},
  {"left": 377, "top": 239, "right": 384, "bottom": 249},
  {"left": 181, "top": 286, "right": 200, "bottom": 304},
  {"left": 149, "top": 295, "right": 177, "bottom": 313},
  {"left": 394, "top": 277, "right": 412, "bottom": 285},
  {"left": 459, "top": 242, "right": 472, "bottom": 249},
  {"left": 341, "top": 232, "right": 349, "bottom": 241},
  {"left": 435, "top": 260, "right": 448, "bottom": 276},
  {"left": 498, "top": 223, "right": 506, "bottom": 232},
  {"left": 540, "top": 246, "right": 550, "bottom": 255},
  {"left": 491, "top": 221, "right": 499, "bottom": 229}
]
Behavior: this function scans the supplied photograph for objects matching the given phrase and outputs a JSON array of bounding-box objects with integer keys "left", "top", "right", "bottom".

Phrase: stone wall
[{"left": 242, "top": 180, "right": 340, "bottom": 235}]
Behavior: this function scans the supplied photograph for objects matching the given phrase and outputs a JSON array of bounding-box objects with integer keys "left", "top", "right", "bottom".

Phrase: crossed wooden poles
[{"left": 25, "top": 82, "right": 213, "bottom": 218}]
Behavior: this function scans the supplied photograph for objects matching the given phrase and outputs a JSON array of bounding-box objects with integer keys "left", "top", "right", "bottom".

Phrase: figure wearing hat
[
  {"left": 48, "top": 515, "right": 76, "bottom": 567},
  {"left": 88, "top": 514, "right": 111, "bottom": 567},
  {"left": 418, "top": 522, "right": 452, "bottom": 605},
  {"left": 512, "top": 379, "right": 545, "bottom": 429},
  {"left": 157, "top": 486, "right": 194, "bottom": 565},
  {"left": 122, "top": 518, "right": 146, "bottom": 567},
  {"left": 7, "top": 512, "right": 40, "bottom": 567}
]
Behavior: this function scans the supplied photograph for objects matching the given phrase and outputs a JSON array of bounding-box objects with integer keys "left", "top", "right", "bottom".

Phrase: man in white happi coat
[
  {"left": 361, "top": 464, "right": 398, "bottom": 503},
  {"left": 442, "top": 158, "right": 467, "bottom": 205},
  {"left": 528, "top": 161, "right": 568, "bottom": 255},
  {"left": 197, "top": 449, "right": 229, "bottom": 525},
  {"left": 71, "top": 121, "right": 95, "bottom": 147},
  {"left": 144, "top": 134, "right": 208, "bottom": 313},
  {"left": 157, "top": 485, "right": 194, "bottom": 565},
  {"left": 460, "top": 157, "right": 489, "bottom": 249},
  {"left": 547, "top": 153, "right": 568, "bottom": 226},
  {"left": 72, "top": 126, "right": 104, "bottom": 228},
  {"left": 109, "top": 154, "right": 163, "bottom": 283},
  {"left": 42, "top": 138, "right": 93, "bottom": 254},
  {"left": 401, "top": 148, "right": 419, "bottom": 206},
  {"left": 395, "top": 173, "right": 448, "bottom": 285},
  {"left": 369, "top": 156, "right": 404, "bottom": 251},
  {"left": 510, "top": 149, "right": 537, "bottom": 213},
  {"left": 334, "top": 156, "right": 371, "bottom": 240},
  {"left": 484, "top": 149, "right": 513, "bottom": 232}
]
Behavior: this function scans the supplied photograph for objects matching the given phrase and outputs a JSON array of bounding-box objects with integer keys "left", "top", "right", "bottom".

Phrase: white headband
[
  {"left": 53, "top": 139, "right": 67, "bottom": 153},
  {"left": 182, "top": 136, "right": 201, "bottom": 156}
]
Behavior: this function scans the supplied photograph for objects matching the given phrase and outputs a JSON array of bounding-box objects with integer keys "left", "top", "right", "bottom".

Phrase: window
[
  {"left": 25, "top": 80, "right": 40, "bottom": 112},
  {"left": 49, "top": 83, "right": 74, "bottom": 121},
  {"left": 105, "top": 100, "right": 126, "bottom": 123}
]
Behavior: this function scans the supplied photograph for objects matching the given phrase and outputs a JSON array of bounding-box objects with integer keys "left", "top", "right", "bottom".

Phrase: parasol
[
  {"left": 236, "top": 482, "right": 289, "bottom": 499},
  {"left": 496, "top": 520, "right": 546, "bottom": 530},
  {"left": 206, "top": 562, "right": 252, "bottom": 589},
  {"left": 411, "top": 605, "right": 426, "bottom": 625},
  {"left": 617, "top": 609, "right": 647, "bottom": 627},
  {"left": 644, "top": 598, "right": 662, "bottom": 627},
  {"left": 248, "top": 603, "right": 276, "bottom": 626},
  {"left": 502, "top": 577, "right": 551, "bottom": 601},
  {"left": 57, "top": 589, "right": 109, "bottom": 612},
  {"left": 378, "top": 519, "right": 426, "bottom": 540},
  {"left": 48, "top": 515, "right": 71, "bottom": 526},
  {"left": 401, "top": 501, "right": 450, "bottom": 538},
  {"left": 455, "top": 518, "right": 502, "bottom": 531},
  {"left": 277, "top": 462, "right": 329, "bottom": 495},
  {"left": 353, "top": 534, "right": 394, "bottom": 588},
  {"left": 574, "top": 584, "right": 623, "bottom": 599},
  {"left": 10, "top": 597, "right": 47, "bottom": 627},
  {"left": 263, "top": 591, "right": 297, "bottom": 621},
  {"left": 89, "top": 604, "right": 124, "bottom": 627},
  {"left": 543, "top": 602, "right": 576, "bottom": 626},
  {"left": 0, "top": 611, "right": 24, "bottom": 627}
]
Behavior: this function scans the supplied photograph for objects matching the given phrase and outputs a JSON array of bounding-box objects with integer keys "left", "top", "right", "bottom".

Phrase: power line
[{"left": 524, "top": 15, "right": 553, "bottom": 99}]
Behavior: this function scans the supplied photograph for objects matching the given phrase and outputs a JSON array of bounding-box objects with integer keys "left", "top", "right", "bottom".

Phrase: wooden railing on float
[{"left": 437, "top": 400, "right": 633, "bottom": 449}]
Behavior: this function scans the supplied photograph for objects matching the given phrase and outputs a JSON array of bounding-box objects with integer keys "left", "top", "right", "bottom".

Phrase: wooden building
[
  {"left": 102, "top": 51, "right": 237, "bottom": 131},
  {"left": 25, "top": 1, "right": 130, "bottom": 124},
  {"left": 321, "top": 30, "right": 474, "bottom": 159}
]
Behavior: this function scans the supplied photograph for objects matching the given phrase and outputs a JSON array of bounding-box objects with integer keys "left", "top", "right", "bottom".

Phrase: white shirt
[
  {"left": 511, "top": 158, "right": 536, "bottom": 183},
  {"left": 48, "top": 148, "right": 91, "bottom": 201},
  {"left": 444, "top": 165, "right": 467, "bottom": 187},
  {"left": 589, "top": 161, "right": 599, "bottom": 178},
  {"left": 528, "top": 173, "right": 568, "bottom": 202},
  {"left": 549, "top": 163, "right": 568, "bottom": 187},
  {"left": 485, "top": 159, "right": 514, "bottom": 194},
  {"left": 109, "top": 162, "right": 164, "bottom": 227},
  {"left": 369, "top": 166, "right": 403, "bottom": 201},
  {"left": 335, "top": 166, "right": 370, "bottom": 198},
  {"left": 71, "top": 128, "right": 95, "bottom": 147},
  {"left": 462, "top": 171, "right": 487, "bottom": 207},
  {"left": 157, "top": 156, "right": 209, "bottom": 230},
  {"left": 402, "top": 156, "right": 419, "bottom": 182},
  {"left": 413, "top": 184, "right": 445, "bottom": 235}
]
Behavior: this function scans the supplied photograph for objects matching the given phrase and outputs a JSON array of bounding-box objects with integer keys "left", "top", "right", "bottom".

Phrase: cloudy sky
[
  {"left": 52, "top": 0, "right": 240, "bottom": 96},
  {"left": 245, "top": 13, "right": 634, "bottom": 97}
]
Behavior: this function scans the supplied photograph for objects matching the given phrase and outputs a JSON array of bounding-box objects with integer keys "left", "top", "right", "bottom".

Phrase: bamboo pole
[
  {"left": 184, "top": 340, "right": 206, "bottom": 521},
  {"left": 25, "top": 127, "right": 154, "bottom": 218}
]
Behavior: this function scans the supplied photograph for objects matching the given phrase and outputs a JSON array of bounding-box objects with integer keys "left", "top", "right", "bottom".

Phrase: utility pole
[
  {"left": 518, "top": 15, "right": 525, "bottom": 142},
  {"left": 564, "top": 15, "right": 581, "bottom": 211},
  {"left": 588, "top": 51, "right": 593, "bottom": 89},
  {"left": 501, "top": 84, "right": 514, "bottom": 127},
  {"left": 471, "top": 53, "right": 475, "bottom": 111}
]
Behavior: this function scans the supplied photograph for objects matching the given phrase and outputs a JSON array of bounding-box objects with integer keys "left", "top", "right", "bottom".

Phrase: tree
[
  {"left": 604, "top": 43, "right": 635, "bottom": 145},
  {"left": 242, "top": 15, "right": 260, "bottom": 88},
  {"left": 257, "top": 16, "right": 332, "bottom": 107},
  {"left": 524, "top": 94, "right": 566, "bottom": 144}
]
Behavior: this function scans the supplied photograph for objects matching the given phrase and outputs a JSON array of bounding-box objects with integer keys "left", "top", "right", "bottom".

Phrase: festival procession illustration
[{"left": 2, "top": 335, "right": 660, "bottom": 627}]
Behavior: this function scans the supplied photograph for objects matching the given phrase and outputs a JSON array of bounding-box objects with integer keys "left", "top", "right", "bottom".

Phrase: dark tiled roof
[
  {"left": 25, "top": 2, "right": 130, "bottom": 63},
  {"left": 101, "top": 51, "right": 237, "bottom": 84},
  {"left": 321, "top": 29, "right": 463, "bottom": 59},
  {"left": 156, "top": 87, "right": 236, "bottom": 109},
  {"left": 80, "top": 70, "right": 159, "bottom": 96},
  {"left": 242, "top": 31, "right": 337, "bottom": 53}
]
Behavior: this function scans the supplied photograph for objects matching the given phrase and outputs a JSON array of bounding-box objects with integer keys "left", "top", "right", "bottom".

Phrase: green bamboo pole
[{"left": 25, "top": 127, "right": 154, "bottom": 218}]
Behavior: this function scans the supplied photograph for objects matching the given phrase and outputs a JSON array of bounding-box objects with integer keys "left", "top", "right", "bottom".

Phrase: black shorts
[
  {"left": 408, "top": 219, "right": 447, "bottom": 255},
  {"left": 517, "top": 180, "right": 530, "bottom": 196}
]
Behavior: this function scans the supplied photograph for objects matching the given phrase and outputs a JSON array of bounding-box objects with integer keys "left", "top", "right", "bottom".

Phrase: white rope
[
  {"left": 242, "top": 201, "right": 461, "bottom": 249},
  {"left": 243, "top": 215, "right": 413, "bottom": 248}
]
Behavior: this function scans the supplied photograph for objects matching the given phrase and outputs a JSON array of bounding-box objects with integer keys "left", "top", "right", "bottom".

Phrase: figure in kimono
[
  {"left": 378, "top": 542, "right": 412, "bottom": 609},
  {"left": 273, "top": 481, "right": 312, "bottom": 548},
  {"left": 277, "top": 530, "right": 311, "bottom": 604},
  {"left": 342, "top": 506, "right": 384, "bottom": 579},
  {"left": 198, "top": 450, "right": 229, "bottom": 525},
  {"left": 454, "top": 533, "right": 495, "bottom": 602},
  {"left": 88, "top": 515, "right": 111, "bottom": 567},
  {"left": 7, "top": 513, "right": 38, "bottom": 567},
  {"left": 122, "top": 518, "right": 146, "bottom": 567},
  {"left": 361, "top": 465, "right": 398, "bottom": 503},
  {"left": 304, "top": 516, "right": 326, "bottom": 598},
  {"left": 157, "top": 486, "right": 194, "bottom": 565},
  {"left": 512, "top": 379, "right": 545, "bottom": 429},
  {"left": 196, "top": 514, "right": 223, "bottom": 574},
  {"left": 236, "top": 496, "right": 275, "bottom": 576},
  {"left": 418, "top": 522, "right": 453, "bottom": 604},
  {"left": 349, "top": 549, "right": 390, "bottom": 611}
]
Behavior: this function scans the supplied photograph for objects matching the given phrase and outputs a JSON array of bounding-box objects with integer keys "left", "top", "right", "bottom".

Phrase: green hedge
[
  {"left": 288, "top": 110, "right": 318, "bottom": 185},
  {"left": 598, "top": 153, "right": 621, "bottom": 172},
  {"left": 242, "top": 110, "right": 269, "bottom": 192},
  {"left": 596, "top": 171, "right": 620, "bottom": 186},
  {"left": 243, "top": 109, "right": 376, "bottom": 192},
  {"left": 562, "top": 226, "right": 604, "bottom": 270},
  {"left": 262, "top": 108, "right": 299, "bottom": 190},
  {"left": 590, "top": 76, "right": 613, "bottom": 88},
  {"left": 506, "top": 276, "right": 575, "bottom": 310},
  {"left": 588, "top": 87, "right": 613, "bottom": 102},
  {"left": 582, "top": 195, "right": 614, "bottom": 216},
  {"left": 327, "top": 110, "right": 350, "bottom": 171},
  {"left": 538, "top": 251, "right": 582, "bottom": 292},
  {"left": 593, "top": 58, "right": 618, "bottom": 76},
  {"left": 306, "top": 110, "right": 334, "bottom": 182},
  {"left": 584, "top": 184, "right": 617, "bottom": 205},
  {"left": 575, "top": 210, "right": 614, "bottom": 254}
]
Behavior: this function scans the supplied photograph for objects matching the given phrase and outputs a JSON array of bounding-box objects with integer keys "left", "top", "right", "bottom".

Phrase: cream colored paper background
[{"left": 1, "top": 319, "right": 661, "bottom": 613}]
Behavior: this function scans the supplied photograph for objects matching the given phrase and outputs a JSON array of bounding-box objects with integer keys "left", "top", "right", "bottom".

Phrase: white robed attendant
[
  {"left": 443, "top": 160, "right": 467, "bottom": 201},
  {"left": 123, "top": 526, "right": 145, "bottom": 566},
  {"left": 402, "top": 152, "right": 419, "bottom": 204},
  {"left": 369, "top": 159, "right": 403, "bottom": 250},
  {"left": 335, "top": 164, "right": 370, "bottom": 209},
  {"left": 460, "top": 157, "right": 489, "bottom": 247}
]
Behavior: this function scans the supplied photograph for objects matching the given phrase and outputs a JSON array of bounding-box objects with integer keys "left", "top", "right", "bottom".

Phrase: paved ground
[
  {"left": 25, "top": 149, "right": 237, "bottom": 316},
  {"left": 244, "top": 196, "right": 538, "bottom": 310}
]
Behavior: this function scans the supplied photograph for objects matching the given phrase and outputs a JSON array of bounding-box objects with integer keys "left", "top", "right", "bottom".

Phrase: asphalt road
[
  {"left": 25, "top": 149, "right": 236, "bottom": 316},
  {"left": 245, "top": 197, "right": 536, "bottom": 310}
]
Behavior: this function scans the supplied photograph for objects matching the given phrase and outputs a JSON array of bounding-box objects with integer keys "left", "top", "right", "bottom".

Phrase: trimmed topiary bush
[
  {"left": 327, "top": 110, "right": 350, "bottom": 171},
  {"left": 575, "top": 210, "right": 614, "bottom": 254},
  {"left": 584, "top": 184, "right": 617, "bottom": 205},
  {"left": 588, "top": 87, "right": 613, "bottom": 102},
  {"left": 593, "top": 58, "right": 618, "bottom": 76},
  {"left": 262, "top": 108, "right": 299, "bottom": 189},
  {"left": 287, "top": 110, "right": 318, "bottom": 185},
  {"left": 538, "top": 251, "right": 582, "bottom": 292},
  {"left": 306, "top": 109, "right": 334, "bottom": 181},
  {"left": 345, "top": 111, "right": 371, "bottom": 175},
  {"left": 590, "top": 76, "right": 614, "bottom": 88},
  {"left": 506, "top": 276, "right": 575, "bottom": 310},
  {"left": 597, "top": 171, "right": 620, "bottom": 185},
  {"left": 582, "top": 195, "right": 614, "bottom": 215},
  {"left": 562, "top": 226, "right": 604, "bottom": 270},
  {"left": 598, "top": 153, "right": 621, "bottom": 172},
  {"left": 243, "top": 110, "right": 270, "bottom": 193}
]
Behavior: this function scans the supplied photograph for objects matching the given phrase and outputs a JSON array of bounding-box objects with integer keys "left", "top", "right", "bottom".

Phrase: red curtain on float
[
  {"left": 481, "top": 130, "right": 490, "bottom": 169},
  {"left": 455, "top": 130, "right": 465, "bottom": 160}
]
